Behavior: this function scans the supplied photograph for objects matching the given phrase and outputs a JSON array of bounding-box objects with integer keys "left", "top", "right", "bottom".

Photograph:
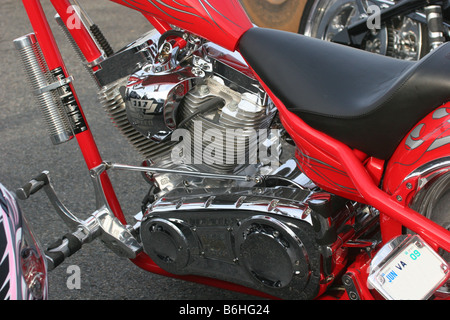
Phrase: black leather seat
[{"left": 239, "top": 28, "right": 450, "bottom": 160}]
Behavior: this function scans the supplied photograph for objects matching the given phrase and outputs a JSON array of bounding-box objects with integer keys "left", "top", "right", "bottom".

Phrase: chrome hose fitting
[{"left": 14, "top": 33, "right": 74, "bottom": 145}]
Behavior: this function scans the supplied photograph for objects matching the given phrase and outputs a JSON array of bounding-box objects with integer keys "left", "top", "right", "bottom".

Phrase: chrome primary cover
[
  {"left": 136, "top": 157, "right": 374, "bottom": 299},
  {"left": 140, "top": 185, "right": 323, "bottom": 299},
  {"left": 138, "top": 178, "right": 377, "bottom": 299}
]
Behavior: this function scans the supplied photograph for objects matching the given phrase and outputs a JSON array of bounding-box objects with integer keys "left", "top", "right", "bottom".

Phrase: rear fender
[{"left": 382, "top": 103, "right": 450, "bottom": 240}]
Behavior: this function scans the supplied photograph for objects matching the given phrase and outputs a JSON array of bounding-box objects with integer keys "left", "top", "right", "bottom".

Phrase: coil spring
[
  {"left": 90, "top": 24, "right": 114, "bottom": 58},
  {"left": 55, "top": 14, "right": 100, "bottom": 89},
  {"left": 14, "top": 34, "right": 73, "bottom": 145}
]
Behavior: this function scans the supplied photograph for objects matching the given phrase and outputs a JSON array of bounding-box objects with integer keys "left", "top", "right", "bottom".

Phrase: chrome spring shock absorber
[
  {"left": 425, "top": 5, "right": 446, "bottom": 51},
  {"left": 13, "top": 33, "right": 74, "bottom": 145}
]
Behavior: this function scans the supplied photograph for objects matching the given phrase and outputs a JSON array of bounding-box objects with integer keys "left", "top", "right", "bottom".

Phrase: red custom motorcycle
[{"left": 9, "top": 0, "right": 449, "bottom": 300}]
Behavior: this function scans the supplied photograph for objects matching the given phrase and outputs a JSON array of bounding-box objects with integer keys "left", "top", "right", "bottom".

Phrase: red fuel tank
[{"left": 109, "top": 0, "right": 253, "bottom": 51}]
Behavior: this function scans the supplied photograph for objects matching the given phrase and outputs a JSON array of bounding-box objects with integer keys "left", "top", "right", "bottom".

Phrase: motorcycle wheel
[
  {"left": 299, "top": 0, "right": 428, "bottom": 61},
  {"left": 410, "top": 171, "right": 449, "bottom": 294},
  {"left": 240, "top": 0, "right": 308, "bottom": 32}
]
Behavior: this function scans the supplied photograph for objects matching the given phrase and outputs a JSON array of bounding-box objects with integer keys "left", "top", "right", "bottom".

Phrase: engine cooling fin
[{"left": 98, "top": 80, "right": 174, "bottom": 160}]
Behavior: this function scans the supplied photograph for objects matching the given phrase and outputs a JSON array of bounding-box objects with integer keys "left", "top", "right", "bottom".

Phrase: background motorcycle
[
  {"left": 2, "top": 0, "right": 449, "bottom": 300},
  {"left": 243, "top": 0, "right": 450, "bottom": 60},
  {"left": 0, "top": 183, "right": 48, "bottom": 300}
]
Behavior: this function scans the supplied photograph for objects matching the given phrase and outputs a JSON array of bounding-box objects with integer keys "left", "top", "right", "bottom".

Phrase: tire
[
  {"left": 299, "top": 0, "right": 429, "bottom": 60},
  {"left": 298, "top": 0, "right": 316, "bottom": 34},
  {"left": 240, "top": 0, "right": 308, "bottom": 32}
]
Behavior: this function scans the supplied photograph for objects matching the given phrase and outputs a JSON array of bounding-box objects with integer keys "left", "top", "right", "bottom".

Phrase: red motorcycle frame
[{"left": 20, "top": 0, "right": 450, "bottom": 299}]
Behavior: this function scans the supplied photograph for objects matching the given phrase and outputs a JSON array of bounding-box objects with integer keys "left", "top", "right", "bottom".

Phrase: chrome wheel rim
[
  {"left": 303, "top": 0, "right": 371, "bottom": 39},
  {"left": 303, "top": 0, "right": 423, "bottom": 60},
  {"left": 411, "top": 170, "right": 450, "bottom": 293},
  {"left": 411, "top": 170, "right": 450, "bottom": 241},
  {"left": 390, "top": 16, "right": 423, "bottom": 60}
]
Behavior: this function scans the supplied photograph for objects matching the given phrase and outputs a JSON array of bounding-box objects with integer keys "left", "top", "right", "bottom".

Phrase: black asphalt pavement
[{"left": 0, "top": 0, "right": 255, "bottom": 300}]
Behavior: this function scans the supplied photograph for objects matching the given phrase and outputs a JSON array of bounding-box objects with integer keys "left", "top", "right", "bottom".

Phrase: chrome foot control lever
[
  {"left": 16, "top": 170, "right": 84, "bottom": 228},
  {"left": 16, "top": 171, "right": 142, "bottom": 270}
]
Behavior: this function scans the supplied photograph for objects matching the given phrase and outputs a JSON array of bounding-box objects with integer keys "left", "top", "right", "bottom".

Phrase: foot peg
[
  {"left": 16, "top": 171, "right": 50, "bottom": 201},
  {"left": 45, "top": 231, "right": 83, "bottom": 271}
]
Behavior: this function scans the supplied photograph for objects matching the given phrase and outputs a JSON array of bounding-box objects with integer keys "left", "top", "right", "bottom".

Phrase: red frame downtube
[
  {"left": 142, "top": 14, "right": 172, "bottom": 34},
  {"left": 21, "top": 0, "right": 126, "bottom": 224},
  {"left": 50, "top": 0, "right": 103, "bottom": 64}
]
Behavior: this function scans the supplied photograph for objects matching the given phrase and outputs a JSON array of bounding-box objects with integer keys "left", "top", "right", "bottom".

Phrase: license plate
[{"left": 368, "top": 235, "right": 449, "bottom": 300}]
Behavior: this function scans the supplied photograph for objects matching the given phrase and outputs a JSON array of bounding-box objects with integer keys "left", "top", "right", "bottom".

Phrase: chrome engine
[
  {"left": 96, "top": 29, "right": 379, "bottom": 299},
  {"left": 101, "top": 32, "right": 278, "bottom": 172},
  {"left": 99, "top": 30, "right": 282, "bottom": 194}
]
